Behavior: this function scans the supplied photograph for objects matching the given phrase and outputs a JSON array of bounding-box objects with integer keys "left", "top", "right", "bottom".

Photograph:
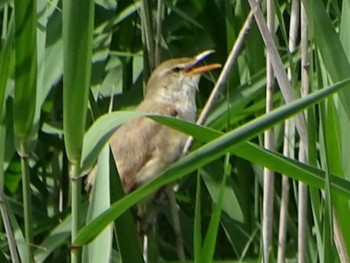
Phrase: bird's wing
[{"left": 109, "top": 100, "right": 185, "bottom": 193}]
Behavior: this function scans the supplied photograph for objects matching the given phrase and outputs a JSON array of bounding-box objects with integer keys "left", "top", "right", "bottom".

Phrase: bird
[{"left": 109, "top": 50, "right": 221, "bottom": 193}]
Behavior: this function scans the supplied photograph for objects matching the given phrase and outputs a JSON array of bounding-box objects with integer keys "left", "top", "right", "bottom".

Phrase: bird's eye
[{"left": 172, "top": 66, "right": 183, "bottom": 73}]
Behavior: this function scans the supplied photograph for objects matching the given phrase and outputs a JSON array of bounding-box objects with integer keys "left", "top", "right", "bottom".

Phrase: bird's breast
[
  {"left": 155, "top": 87, "right": 197, "bottom": 122},
  {"left": 174, "top": 100, "right": 196, "bottom": 122}
]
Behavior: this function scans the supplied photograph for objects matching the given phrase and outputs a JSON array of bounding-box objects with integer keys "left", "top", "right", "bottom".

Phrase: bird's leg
[
  {"left": 138, "top": 188, "right": 168, "bottom": 263},
  {"left": 138, "top": 187, "right": 168, "bottom": 234},
  {"left": 138, "top": 184, "right": 186, "bottom": 262}
]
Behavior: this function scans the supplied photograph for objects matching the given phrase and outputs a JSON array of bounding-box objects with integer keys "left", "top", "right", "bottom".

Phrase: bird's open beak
[
  {"left": 185, "top": 63, "right": 222, "bottom": 75},
  {"left": 184, "top": 50, "right": 221, "bottom": 75}
]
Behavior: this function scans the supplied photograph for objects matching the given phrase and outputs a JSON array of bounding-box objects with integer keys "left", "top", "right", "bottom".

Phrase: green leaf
[
  {"left": 13, "top": 0, "right": 37, "bottom": 142},
  {"left": 82, "top": 145, "right": 112, "bottom": 262},
  {"left": 62, "top": 0, "right": 94, "bottom": 163},
  {"left": 197, "top": 174, "right": 225, "bottom": 263},
  {"left": 0, "top": 11, "right": 14, "bottom": 119}
]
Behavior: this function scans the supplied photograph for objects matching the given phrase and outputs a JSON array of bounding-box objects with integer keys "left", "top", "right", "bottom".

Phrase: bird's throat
[{"left": 155, "top": 83, "right": 197, "bottom": 122}]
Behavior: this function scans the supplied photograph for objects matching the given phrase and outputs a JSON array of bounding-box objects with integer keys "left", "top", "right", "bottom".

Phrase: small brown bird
[{"left": 110, "top": 50, "right": 221, "bottom": 193}]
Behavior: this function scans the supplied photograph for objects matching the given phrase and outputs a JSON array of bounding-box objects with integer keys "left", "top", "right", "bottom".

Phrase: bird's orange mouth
[{"left": 185, "top": 63, "right": 222, "bottom": 75}]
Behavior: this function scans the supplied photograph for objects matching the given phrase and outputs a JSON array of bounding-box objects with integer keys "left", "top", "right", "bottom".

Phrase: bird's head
[{"left": 145, "top": 50, "right": 221, "bottom": 102}]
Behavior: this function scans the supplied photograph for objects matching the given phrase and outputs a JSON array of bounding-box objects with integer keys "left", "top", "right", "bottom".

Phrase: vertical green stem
[
  {"left": 70, "top": 163, "right": 81, "bottom": 263},
  {"left": 19, "top": 143, "right": 33, "bottom": 262}
]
